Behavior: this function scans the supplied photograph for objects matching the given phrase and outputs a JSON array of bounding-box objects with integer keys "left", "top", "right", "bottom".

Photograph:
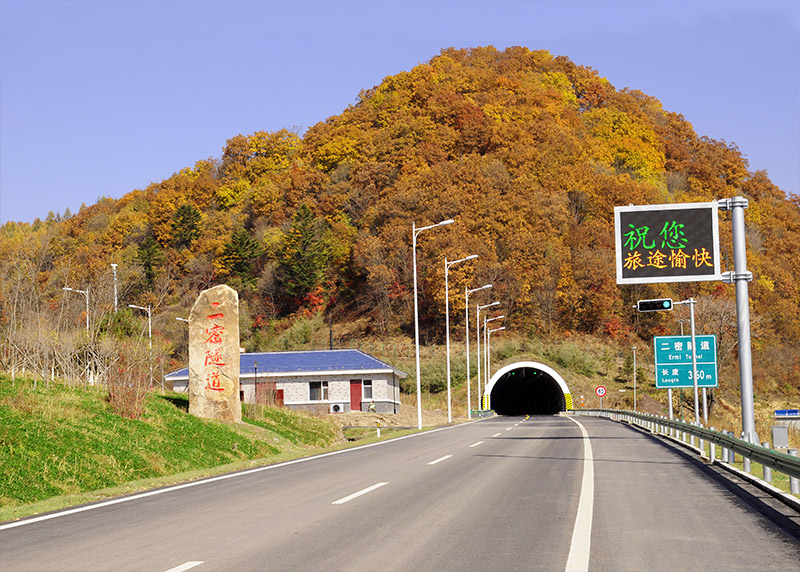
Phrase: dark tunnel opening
[{"left": 490, "top": 367, "right": 566, "bottom": 415}]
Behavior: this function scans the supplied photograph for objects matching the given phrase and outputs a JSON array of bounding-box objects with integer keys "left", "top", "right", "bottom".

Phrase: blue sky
[{"left": 1, "top": 0, "right": 798, "bottom": 224}]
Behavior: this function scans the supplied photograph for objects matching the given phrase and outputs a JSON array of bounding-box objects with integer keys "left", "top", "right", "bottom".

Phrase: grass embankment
[{"left": 0, "top": 377, "right": 345, "bottom": 521}]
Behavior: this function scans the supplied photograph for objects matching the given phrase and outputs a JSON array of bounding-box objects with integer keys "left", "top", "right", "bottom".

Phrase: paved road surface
[{"left": 1, "top": 415, "right": 799, "bottom": 571}]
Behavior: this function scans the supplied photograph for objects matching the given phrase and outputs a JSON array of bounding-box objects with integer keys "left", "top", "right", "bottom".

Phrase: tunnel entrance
[{"left": 485, "top": 362, "right": 572, "bottom": 416}]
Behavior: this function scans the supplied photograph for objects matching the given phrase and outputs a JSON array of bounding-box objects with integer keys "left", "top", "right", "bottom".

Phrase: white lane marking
[
  {"left": 427, "top": 455, "right": 453, "bottom": 465},
  {"left": 332, "top": 482, "right": 388, "bottom": 505},
  {"left": 564, "top": 416, "right": 594, "bottom": 572},
  {"left": 492, "top": 432, "right": 502, "bottom": 437},
  {"left": 165, "top": 562, "right": 204, "bottom": 572},
  {"left": 505, "top": 427, "right": 513, "bottom": 431},
  {"left": 0, "top": 420, "right": 486, "bottom": 531},
  {"left": 469, "top": 441, "right": 484, "bottom": 448}
]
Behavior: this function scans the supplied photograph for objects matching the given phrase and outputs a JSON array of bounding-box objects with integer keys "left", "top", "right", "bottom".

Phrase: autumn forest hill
[{"left": 2, "top": 46, "right": 799, "bottom": 398}]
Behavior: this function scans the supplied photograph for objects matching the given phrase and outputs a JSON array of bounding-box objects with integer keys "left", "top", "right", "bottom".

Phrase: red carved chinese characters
[{"left": 204, "top": 312, "right": 226, "bottom": 392}]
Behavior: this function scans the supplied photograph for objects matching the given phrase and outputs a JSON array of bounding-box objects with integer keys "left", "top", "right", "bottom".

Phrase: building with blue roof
[{"left": 165, "top": 349, "right": 407, "bottom": 414}]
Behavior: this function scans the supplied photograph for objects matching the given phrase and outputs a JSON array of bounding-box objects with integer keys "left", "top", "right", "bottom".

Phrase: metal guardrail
[{"left": 572, "top": 409, "right": 800, "bottom": 484}]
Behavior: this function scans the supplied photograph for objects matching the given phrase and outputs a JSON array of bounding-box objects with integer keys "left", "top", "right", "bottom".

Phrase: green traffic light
[{"left": 638, "top": 298, "right": 674, "bottom": 312}]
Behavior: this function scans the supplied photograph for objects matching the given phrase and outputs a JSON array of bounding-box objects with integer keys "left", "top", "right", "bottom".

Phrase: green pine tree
[
  {"left": 220, "top": 230, "right": 263, "bottom": 286},
  {"left": 279, "top": 204, "right": 327, "bottom": 302}
]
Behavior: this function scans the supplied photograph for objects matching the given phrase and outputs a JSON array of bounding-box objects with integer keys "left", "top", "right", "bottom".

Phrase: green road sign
[{"left": 654, "top": 335, "right": 718, "bottom": 388}]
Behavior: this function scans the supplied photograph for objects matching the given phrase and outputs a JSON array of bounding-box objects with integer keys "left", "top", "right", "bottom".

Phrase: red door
[
  {"left": 256, "top": 381, "right": 282, "bottom": 406},
  {"left": 350, "top": 380, "right": 362, "bottom": 412}
]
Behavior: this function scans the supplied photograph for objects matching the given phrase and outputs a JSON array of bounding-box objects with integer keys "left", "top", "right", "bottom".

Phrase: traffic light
[{"left": 637, "top": 298, "right": 673, "bottom": 312}]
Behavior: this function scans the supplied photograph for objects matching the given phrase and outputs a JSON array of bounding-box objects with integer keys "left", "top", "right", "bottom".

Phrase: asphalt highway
[{"left": 1, "top": 415, "right": 799, "bottom": 571}]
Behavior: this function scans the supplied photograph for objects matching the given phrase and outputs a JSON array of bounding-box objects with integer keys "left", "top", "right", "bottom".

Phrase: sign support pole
[
  {"left": 702, "top": 388, "right": 708, "bottom": 425},
  {"left": 688, "top": 299, "right": 700, "bottom": 425},
  {"left": 632, "top": 346, "right": 637, "bottom": 412},
  {"left": 720, "top": 197, "right": 756, "bottom": 443},
  {"left": 668, "top": 388, "right": 674, "bottom": 420},
  {"left": 674, "top": 298, "right": 700, "bottom": 425}
]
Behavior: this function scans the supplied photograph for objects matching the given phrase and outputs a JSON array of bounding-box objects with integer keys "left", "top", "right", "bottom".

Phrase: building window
[
  {"left": 363, "top": 380, "right": 373, "bottom": 399},
  {"left": 310, "top": 381, "right": 328, "bottom": 401}
]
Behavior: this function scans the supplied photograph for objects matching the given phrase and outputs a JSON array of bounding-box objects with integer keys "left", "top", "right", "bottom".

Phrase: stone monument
[{"left": 188, "top": 284, "right": 242, "bottom": 423}]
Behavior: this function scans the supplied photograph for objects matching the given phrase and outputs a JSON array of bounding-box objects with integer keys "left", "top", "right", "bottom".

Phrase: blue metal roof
[{"left": 165, "top": 349, "right": 406, "bottom": 380}]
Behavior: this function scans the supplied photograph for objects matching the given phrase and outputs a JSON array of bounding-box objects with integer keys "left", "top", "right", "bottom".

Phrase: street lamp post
[
  {"left": 413, "top": 219, "right": 454, "bottom": 430},
  {"left": 444, "top": 254, "right": 478, "bottom": 424},
  {"left": 63, "top": 285, "right": 90, "bottom": 384},
  {"left": 465, "top": 284, "right": 492, "bottom": 419},
  {"left": 129, "top": 304, "right": 154, "bottom": 389},
  {"left": 484, "top": 314, "right": 504, "bottom": 396},
  {"left": 128, "top": 304, "right": 152, "bottom": 351},
  {"left": 486, "top": 326, "right": 506, "bottom": 409},
  {"left": 111, "top": 263, "right": 118, "bottom": 313},
  {"left": 254, "top": 361, "right": 258, "bottom": 404},
  {"left": 63, "top": 286, "right": 89, "bottom": 333},
  {"left": 476, "top": 301, "right": 500, "bottom": 407}
]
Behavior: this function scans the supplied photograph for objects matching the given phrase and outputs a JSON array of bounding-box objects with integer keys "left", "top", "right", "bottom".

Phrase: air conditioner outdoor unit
[{"left": 330, "top": 403, "right": 346, "bottom": 413}]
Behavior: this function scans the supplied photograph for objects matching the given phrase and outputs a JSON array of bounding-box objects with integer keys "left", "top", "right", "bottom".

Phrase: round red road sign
[{"left": 595, "top": 386, "right": 606, "bottom": 397}]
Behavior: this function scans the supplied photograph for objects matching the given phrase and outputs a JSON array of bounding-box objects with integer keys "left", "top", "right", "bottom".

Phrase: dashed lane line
[
  {"left": 469, "top": 441, "right": 484, "bottom": 448},
  {"left": 427, "top": 455, "right": 453, "bottom": 465},
  {"left": 164, "top": 562, "right": 203, "bottom": 572},
  {"left": 332, "top": 482, "right": 388, "bottom": 505}
]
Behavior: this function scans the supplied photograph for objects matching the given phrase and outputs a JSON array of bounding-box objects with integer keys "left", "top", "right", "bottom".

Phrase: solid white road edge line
[
  {"left": 564, "top": 416, "right": 594, "bottom": 572},
  {"left": 164, "top": 561, "right": 204, "bottom": 572},
  {"left": 0, "top": 419, "right": 484, "bottom": 531},
  {"left": 332, "top": 482, "right": 388, "bottom": 505},
  {"left": 469, "top": 441, "right": 484, "bottom": 448},
  {"left": 427, "top": 455, "right": 453, "bottom": 465}
]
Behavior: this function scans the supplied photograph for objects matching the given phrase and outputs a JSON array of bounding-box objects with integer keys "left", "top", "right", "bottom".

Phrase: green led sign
[{"left": 615, "top": 202, "right": 722, "bottom": 285}]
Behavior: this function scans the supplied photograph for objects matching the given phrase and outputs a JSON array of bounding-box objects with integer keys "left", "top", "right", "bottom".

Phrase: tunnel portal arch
[{"left": 484, "top": 361, "right": 572, "bottom": 415}]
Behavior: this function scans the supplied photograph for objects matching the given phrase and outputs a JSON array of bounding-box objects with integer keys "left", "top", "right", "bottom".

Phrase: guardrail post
[
  {"left": 761, "top": 443, "right": 772, "bottom": 482},
  {"left": 743, "top": 455, "right": 751, "bottom": 473},
  {"left": 789, "top": 449, "right": 799, "bottom": 495}
]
